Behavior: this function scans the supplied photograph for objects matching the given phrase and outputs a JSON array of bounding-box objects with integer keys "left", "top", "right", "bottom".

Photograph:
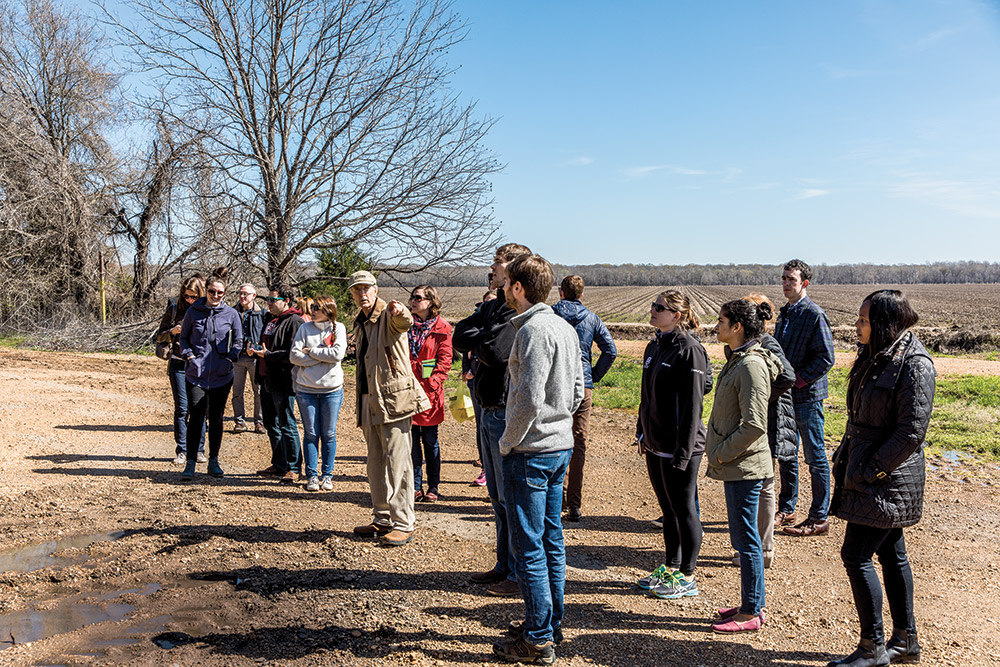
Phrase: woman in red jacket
[{"left": 408, "top": 285, "right": 453, "bottom": 502}]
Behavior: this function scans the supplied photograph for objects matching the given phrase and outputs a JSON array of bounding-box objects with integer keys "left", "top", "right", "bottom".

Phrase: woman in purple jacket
[{"left": 179, "top": 268, "right": 243, "bottom": 481}]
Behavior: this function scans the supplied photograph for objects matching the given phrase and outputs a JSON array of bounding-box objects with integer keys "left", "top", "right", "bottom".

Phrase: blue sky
[{"left": 446, "top": 0, "right": 1000, "bottom": 265}]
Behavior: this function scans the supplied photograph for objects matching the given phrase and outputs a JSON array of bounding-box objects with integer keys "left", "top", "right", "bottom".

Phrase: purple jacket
[{"left": 179, "top": 298, "right": 243, "bottom": 389}]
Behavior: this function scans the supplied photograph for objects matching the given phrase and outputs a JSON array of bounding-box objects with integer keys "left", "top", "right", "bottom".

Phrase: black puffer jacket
[
  {"left": 759, "top": 334, "right": 798, "bottom": 462},
  {"left": 831, "top": 332, "right": 936, "bottom": 529}
]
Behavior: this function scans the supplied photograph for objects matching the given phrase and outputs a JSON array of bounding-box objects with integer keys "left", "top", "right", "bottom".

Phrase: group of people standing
[{"left": 155, "top": 252, "right": 934, "bottom": 667}]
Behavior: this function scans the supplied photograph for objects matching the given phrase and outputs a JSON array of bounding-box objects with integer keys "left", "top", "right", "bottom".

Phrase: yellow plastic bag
[{"left": 448, "top": 382, "right": 476, "bottom": 423}]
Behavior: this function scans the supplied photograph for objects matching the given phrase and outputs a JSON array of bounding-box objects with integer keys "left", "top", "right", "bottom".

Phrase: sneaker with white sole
[
  {"left": 637, "top": 564, "right": 671, "bottom": 590},
  {"left": 196, "top": 452, "right": 208, "bottom": 463},
  {"left": 651, "top": 516, "right": 664, "bottom": 529},
  {"left": 172, "top": 452, "right": 186, "bottom": 465},
  {"left": 648, "top": 571, "right": 698, "bottom": 599},
  {"left": 320, "top": 476, "right": 333, "bottom": 491},
  {"left": 305, "top": 476, "right": 320, "bottom": 492}
]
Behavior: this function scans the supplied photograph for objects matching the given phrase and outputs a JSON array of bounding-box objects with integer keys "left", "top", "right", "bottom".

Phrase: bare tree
[
  {"left": 0, "top": 0, "right": 118, "bottom": 321},
  {"left": 113, "top": 0, "right": 501, "bottom": 286}
]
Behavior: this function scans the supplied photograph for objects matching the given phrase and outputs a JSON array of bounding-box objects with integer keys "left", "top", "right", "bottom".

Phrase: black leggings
[
  {"left": 646, "top": 453, "right": 703, "bottom": 576},
  {"left": 840, "top": 522, "right": 916, "bottom": 642},
  {"left": 186, "top": 381, "right": 233, "bottom": 461}
]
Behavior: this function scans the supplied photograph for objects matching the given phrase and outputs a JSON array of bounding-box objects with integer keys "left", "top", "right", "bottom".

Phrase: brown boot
[
  {"left": 380, "top": 530, "right": 414, "bottom": 547},
  {"left": 353, "top": 523, "right": 391, "bottom": 537},
  {"left": 783, "top": 517, "right": 830, "bottom": 536}
]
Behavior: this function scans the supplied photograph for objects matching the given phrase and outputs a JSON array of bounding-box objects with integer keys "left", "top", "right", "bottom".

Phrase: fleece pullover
[
  {"left": 500, "top": 302, "right": 585, "bottom": 457},
  {"left": 289, "top": 320, "right": 348, "bottom": 393}
]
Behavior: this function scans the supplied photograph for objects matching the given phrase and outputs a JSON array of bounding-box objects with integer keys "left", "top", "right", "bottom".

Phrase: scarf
[{"left": 408, "top": 315, "right": 437, "bottom": 359}]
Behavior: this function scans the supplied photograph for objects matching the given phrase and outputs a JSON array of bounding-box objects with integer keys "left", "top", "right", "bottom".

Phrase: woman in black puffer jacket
[{"left": 827, "top": 290, "right": 935, "bottom": 667}]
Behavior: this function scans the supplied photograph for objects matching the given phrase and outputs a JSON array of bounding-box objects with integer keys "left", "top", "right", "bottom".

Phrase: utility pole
[{"left": 99, "top": 249, "right": 107, "bottom": 325}]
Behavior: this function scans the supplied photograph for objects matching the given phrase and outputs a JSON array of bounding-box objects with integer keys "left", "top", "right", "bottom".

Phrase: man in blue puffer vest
[{"left": 552, "top": 275, "right": 618, "bottom": 522}]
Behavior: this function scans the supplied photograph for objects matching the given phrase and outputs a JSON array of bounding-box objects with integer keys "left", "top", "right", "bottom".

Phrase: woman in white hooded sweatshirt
[{"left": 290, "top": 295, "right": 348, "bottom": 492}]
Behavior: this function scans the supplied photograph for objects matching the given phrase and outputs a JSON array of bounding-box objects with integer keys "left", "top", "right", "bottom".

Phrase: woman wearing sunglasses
[
  {"left": 178, "top": 267, "right": 243, "bottom": 481},
  {"left": 407, "top": 285, "right": 453, "bottom": 502},
  {"left": 290, "top": 295, "right": 348, "bottom": 492},
  {"left": 156, "top": 274, "right": 207, "bottom": 464},
  {"left": 635, "top": 290, "right": 712, "bottom": 601}
]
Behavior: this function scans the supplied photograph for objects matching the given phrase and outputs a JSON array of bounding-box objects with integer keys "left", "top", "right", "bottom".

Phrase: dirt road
[{"left": 0, "top": 348, "right": 997, "bottom": 666}]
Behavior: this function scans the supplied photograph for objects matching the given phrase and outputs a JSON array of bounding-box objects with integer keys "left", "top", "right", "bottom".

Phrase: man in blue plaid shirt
[{"left": 774, "top": 259, "right": 836, "bottom": 537}]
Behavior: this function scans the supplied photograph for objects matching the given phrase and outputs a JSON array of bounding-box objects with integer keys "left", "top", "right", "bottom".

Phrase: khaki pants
[
  {"left": 758, "top": 474, "right": 776, "bottom": 554},
  {"left": 361, "top": 395, "right": 415, "bottom": 532}
]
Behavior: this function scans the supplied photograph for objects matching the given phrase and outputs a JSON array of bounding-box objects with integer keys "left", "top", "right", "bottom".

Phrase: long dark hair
[
  {"left": 720, "top": 298, "right": 773, "bottom": 340},
  {"left": 851, "top": 290, "right": 919, "bottom": 375}
]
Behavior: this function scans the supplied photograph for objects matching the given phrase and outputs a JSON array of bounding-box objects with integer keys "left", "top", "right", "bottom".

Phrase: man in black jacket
[
  {"left": 453, "top": 242, "right": 530, "bottom": 597},
  {"left": 250, "top": 285, "right": 304, "bottom": 483}
]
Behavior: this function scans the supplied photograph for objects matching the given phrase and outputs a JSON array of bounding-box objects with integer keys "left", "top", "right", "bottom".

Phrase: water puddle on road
[{"left": 0, "top": 531, "right": 126, "bottom": 575}]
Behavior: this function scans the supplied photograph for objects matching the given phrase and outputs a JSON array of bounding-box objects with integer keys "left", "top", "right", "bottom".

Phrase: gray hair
[{"left": 237, "top": 283, "right": 257, "bottom": 294}]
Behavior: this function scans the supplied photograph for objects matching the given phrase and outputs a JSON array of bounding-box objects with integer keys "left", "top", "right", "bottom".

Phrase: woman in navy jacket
[{"left": 179, "top": 268, "right": 243, "bottom": 481}]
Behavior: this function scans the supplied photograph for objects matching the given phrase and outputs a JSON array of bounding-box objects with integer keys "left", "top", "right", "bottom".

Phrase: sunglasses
[
  {"left": 266, "top": 296, "right": 285, "bottom": 303},
  {"left": 309, "top": 304, "right": 321, "bottom": 311},
  {"left": 409, "top": 295, "right": 428, "bottom": 302},
  {"left": 183, "top": 294, "right": 198, "bottom": 301},
  {"left": 650, "top": 302, "right": 675, "bottom": 313},
  {"left": 207, "top": 289, "right": 225, "bottom": 296}
]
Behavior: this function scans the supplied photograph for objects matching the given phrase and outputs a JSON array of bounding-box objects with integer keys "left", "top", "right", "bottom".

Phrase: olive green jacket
[{"left": 705, "top": 341, "right": 782, "bottom": 482}]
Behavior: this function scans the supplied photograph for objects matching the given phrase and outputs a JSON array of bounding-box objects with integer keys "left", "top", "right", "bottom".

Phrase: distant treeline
[{"left": 386, "top": 261, "right": 1000, "bottom": 287}]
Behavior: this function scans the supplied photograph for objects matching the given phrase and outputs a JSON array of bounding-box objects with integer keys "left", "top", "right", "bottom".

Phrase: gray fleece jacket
[{"left": 500, "top": 302, "right": 585, "bottom": 457}]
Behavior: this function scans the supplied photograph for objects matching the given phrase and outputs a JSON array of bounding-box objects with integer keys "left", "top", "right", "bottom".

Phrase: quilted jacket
[
  {"left": 759, "top": 334, "right": 798, "bottom": 462},
  {"left": 830, "top": 331, "right": 936, "bottom": 529}
]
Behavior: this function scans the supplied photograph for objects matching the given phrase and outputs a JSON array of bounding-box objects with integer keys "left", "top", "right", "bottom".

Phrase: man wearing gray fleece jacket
[{"left": 493, "top": 254, "right": 584, "bottom": 666}]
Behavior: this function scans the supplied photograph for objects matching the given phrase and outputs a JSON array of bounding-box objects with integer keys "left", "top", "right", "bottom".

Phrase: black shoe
[
  {"left": 886, "top": 629, "right": 920, "bottom": 664},
  {"left": 470, "top": 568, "right": 507, "bottom": 584},
  {"left": 508, "top": 619, "right": 563, "bottom": 645},
  {"left": 565, "top": 507, "right": 582, "bottom": 522},
  {"left": 827, "top": 638, "right": 889, "bottom": 667}
]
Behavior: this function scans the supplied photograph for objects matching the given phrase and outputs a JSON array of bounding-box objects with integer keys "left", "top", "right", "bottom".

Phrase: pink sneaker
[
  {"left": 472, "top": 470, "right": 487, "bottom": 487},
  {"left": 711, "top": 613, "right": 764, "bottom": 634}
]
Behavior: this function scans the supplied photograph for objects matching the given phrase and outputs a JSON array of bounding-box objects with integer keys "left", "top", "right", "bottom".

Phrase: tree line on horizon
[{"left": 386, "top": 260, "right": 1000, "bottom": 287}]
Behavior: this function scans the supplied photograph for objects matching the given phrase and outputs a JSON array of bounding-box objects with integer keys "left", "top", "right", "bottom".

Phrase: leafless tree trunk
[{"left": 114, "top": 0, "right": 501, "bottom": 287}]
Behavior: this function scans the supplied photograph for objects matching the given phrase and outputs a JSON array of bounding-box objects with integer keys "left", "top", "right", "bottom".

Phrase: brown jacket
[{"left": 353, "top": 297, "right": 430, "bottom": 426}]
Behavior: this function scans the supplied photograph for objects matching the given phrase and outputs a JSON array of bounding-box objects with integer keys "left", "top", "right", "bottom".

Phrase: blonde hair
[
  {"left": 656, "top": 290, "right": 700, "bottom": 330},
  {"left": 743, "top": 293, "right": 776, "bottom": 334},
  {"left": 296, "top": 297, "right": 314, "bottom": 314}
]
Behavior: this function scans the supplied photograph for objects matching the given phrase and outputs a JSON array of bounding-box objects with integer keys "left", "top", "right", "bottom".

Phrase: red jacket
[{"left": 410, "top": 317, "right": 453, "bottom": 426}]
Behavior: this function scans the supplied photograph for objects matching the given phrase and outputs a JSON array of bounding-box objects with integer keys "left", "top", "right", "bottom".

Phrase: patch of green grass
[
  {"left": 0, "top": 334, "right": 27, "bottom": 348},
  {"left": 592, "top": 357, "right": 644, "bottom": 410}
]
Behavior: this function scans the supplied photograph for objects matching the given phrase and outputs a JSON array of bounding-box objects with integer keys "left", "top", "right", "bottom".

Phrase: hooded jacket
[
  {"left": 453, "top": 290, "right": 517, "bottom": 409},
  {"left": 499, "top": 303, "right": 585, "bottom": 457},
  {"left": 289, "top": 320, "right": 348, "bottom": 393},
  {"left": 552, "top": 299, "right": 618, "bottom": 389},
  {"left": 179, "top": 297, "right": 243, "bottom": 389},
  {"left": 635, "top": 329, "right": 712, "bottom": 470},
  {"left": 257, "top": 308, "right": 304, "bottom": 394},
  {"left": 705, "top": 341, "right": 783, "bottom": 482},
  {"left": 831, "top": 331, "right": 935, "bottom": 529},
  {"left": 353, "top": 297, "right": 431, "bottom": 426},
  {"left": 408, "top": 316, "right": 453, "bottom": 427}
]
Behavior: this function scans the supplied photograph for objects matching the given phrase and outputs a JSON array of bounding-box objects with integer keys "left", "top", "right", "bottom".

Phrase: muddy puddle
[{"left": 0, "top": 531, "right": 126, "bottom": 575}]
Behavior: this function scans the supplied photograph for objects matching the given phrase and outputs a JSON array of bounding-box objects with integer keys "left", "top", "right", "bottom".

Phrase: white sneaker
[
  {"left": 305, "top": 476, "right": 320, "bottom": 492},
  {"left": 320, "top": 476, "right": 333, "bottom": 491},
  {"left": 196, "top": 452, "right": 208, "bottom": 463},
  {"left": 172, "top": 452, "right": 186, "bottom": 465}
]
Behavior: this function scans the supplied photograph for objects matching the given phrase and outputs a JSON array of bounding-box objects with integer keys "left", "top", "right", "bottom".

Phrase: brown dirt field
[{"left": 1, "top": 348, "right": 998, "bottom": 666}]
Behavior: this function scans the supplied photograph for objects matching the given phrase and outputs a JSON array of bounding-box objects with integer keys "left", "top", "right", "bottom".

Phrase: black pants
[
  {"left": 840, "top": 522, "right": 916, "bottom": 642},
  {"left": 186, "top": 381, "right": 233, "bottom": 462},
  {"left": 646, "top": 453, "right": 703, "bottom": 576}
]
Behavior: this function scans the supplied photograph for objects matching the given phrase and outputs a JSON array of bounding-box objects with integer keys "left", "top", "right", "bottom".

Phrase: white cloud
[
  {"left": 889, "top": 172, "right": 1000, "bottom": 219},
  {"left": 796, "top": 189, "right": 831, "bottom": 199},
  {"left": 621, "top": 165, "right": 667, "bottom": 179},
  {"left": 910, "top": 27, "right": 961, "bottom": 51},
  {"left": 559, "top": 156, "right": 594, "bottom": 167}
]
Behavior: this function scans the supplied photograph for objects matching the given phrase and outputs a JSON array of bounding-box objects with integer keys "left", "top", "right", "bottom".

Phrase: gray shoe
[
  {"left": 637, "top": 564, "right": 670, "bottom": 590},
  {"left": 320, "top": 476, "right": 333, "bottom": 491},
  {"left": 648, "top": 572, "right": 698, "bottom": 599},
  {"left": 196, "top": 452, "right": 208, "bottom": 463},
  {"left": 305, "top": 476, "right": 320, "bottom": 492},
  {"left": 172, "top": 452, "right": 186, "bottom": 465}
]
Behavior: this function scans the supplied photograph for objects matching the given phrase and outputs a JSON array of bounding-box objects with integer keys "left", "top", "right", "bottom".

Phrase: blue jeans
[
  {"left": 469, "top": 380, "right": 484, "bottom": 462},
  {"left": 503, "top": 450, "right": 572, "bottom": 645},
  {"left": 296, "top": 389, "right": 343, "bottom": 479},
  {"left": 411, "top": 424, "right": 441, "bottom": 491},
  {"left": 168, "top": 360, "right": 204, "bottom": 455},
  {"left": 777, "top": 400, "right": 831, "bottom": 521},
  {"left": 480, "top": 407, "right": 515, "bottom": 582},
  {"left": 724, "top": 479, "right": 766, "bottom": 616},
  {"left": 261, "top": 386, "right": 301, "bottom": 473}
]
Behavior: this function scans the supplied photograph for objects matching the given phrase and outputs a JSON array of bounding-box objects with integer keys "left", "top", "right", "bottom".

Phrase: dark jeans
[
  {"left": 841, "top": 522, "right": 916, "bottom": 642},
  {"left": 503, "top": 450, "right": 572, "bottom": 646},
  {"left": 777, "top": 399, "right": 831, "bottom": 520},
  {"left": 565, "top": 388, "right": 593, "bottom": 511},
  {"left": 646, "top": 453, "right": 703, "bottom": 576},
  {"left": 261, "top": 385, "right": 301, "bottom": 473},
  {"left": 469, "top": 379, "right": 484, "bottom": 463},
  {"left": 411, "top": 424, "right": 441, "bottom": 491},
  {"left": 185, "top": 381, "right": 232, "bottom": 461},
  {"left": 724, "top": 478, "right": 765, "bottom": 616},
  {"left": 168, "top": 360, "right": 204, "bottom": 455},
  {"left": 480, "top": 406, "right": 515, "bottom": 581}
]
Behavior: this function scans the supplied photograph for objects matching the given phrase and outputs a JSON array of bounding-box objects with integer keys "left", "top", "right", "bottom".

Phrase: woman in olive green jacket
[{"left": 706, "top": 299, "right": 782, "bottom": 634}]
